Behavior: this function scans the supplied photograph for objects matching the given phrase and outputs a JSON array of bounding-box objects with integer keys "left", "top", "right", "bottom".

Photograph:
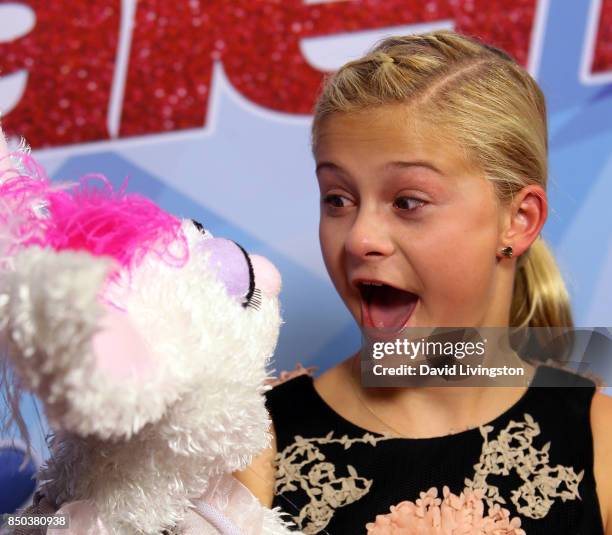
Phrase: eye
[
  {"left": 322, "top": 194, "right": 353, "bottom": 209},
  {"left": 393, "top": 196, "right": 426, "bottom": 212}
]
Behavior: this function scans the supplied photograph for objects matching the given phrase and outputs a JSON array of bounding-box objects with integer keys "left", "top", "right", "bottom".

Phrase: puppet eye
[
  {"left": 195, "top": 237, "right": 262, "bottom": 310},
  {"left": 232, "top": 241, "right": 261, "bottom": 310},
  {"left": 246, "top": 288, "right": 262, "bottom": 310},
  {"left": 191, "top": 219, "right": 207, "bottom": 235}
]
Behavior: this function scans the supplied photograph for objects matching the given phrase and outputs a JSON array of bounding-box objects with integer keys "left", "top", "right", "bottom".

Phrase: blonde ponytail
[{"left": 511, "top": 236, "right": 573, "bottom": 329}]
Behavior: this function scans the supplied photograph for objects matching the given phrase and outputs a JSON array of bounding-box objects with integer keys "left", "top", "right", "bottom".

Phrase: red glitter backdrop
[{"left": 0, "top": 0, "right": 610, "bottom": 149}]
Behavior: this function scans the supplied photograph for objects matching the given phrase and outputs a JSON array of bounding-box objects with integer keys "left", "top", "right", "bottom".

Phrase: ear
[
  {"left": 1, "top": 248, "right": 175, "bottom": 440},
  {"left": 498, "top": 185, "right": 547, "bottom": 259}
]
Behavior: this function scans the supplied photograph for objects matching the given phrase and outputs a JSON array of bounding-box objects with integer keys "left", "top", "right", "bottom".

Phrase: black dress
[{"left": 265, "top": 364, "right": 605, "bottom": 534}]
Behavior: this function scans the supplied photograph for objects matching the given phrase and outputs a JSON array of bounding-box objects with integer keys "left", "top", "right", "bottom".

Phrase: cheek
[
  {"left": 319, "top": 220, "right": 341, "bottom": 269},
  {"left": 413, "top": 210, "right": 498, "bottom": 311},
  {"left": 319, "top": 220, "right": 351, "bottom": 297}
]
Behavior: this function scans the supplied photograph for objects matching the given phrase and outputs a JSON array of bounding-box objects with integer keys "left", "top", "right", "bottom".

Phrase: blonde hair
[{"left": 311, "top": 30, "right": 573, "bottom": 332}]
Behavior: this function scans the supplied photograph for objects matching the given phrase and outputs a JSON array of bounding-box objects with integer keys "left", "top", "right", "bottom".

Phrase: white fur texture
[{"left": 2, "top": 220, "right": 298, "bottom": 534}]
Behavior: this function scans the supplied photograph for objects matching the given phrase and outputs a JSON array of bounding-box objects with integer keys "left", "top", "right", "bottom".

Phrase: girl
[{"left": 235, "top": 29, "right": 612, "bottom": 534}]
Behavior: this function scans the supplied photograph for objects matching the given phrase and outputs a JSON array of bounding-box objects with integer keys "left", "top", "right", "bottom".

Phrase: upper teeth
[{"left": 362, "top": 282, "right": 383, "bottom": 286}]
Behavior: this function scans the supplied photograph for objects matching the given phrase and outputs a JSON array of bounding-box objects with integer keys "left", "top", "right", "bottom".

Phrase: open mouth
[{"left": 358, "top": 282, "right": 419, "bottom": 331}]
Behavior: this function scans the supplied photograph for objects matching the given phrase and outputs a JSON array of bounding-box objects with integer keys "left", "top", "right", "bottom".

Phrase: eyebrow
[
  {"left": 384, "top": 160, "right": 444, "bottom": 175},
  {"left": 315, "top": 160, "right": 444, "bottom": 176}
]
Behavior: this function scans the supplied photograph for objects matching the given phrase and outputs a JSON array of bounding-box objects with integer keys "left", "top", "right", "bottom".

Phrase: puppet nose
[{"left": 250, "top": 254, "right": 281, "bottom": 297}]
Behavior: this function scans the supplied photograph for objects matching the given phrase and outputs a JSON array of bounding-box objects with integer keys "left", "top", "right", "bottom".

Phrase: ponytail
[{"left": 510, "top": 236, "right": 573, "bottom": 329}]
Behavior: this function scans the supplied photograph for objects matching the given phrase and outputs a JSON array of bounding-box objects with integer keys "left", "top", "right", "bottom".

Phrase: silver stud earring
[{"left": 501, "top": 246, "right": 513, "bottom": 258}]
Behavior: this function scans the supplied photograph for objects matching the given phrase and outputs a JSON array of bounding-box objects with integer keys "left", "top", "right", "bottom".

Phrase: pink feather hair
[
  {"left": 0, "top": 152, "right": 49, "bottom": 263},
  {"left": 0, "top": 150, "right": 188, "bottom": 274},
  {"left": 32, "top": 174, "right": 188, "bottom": 272}
]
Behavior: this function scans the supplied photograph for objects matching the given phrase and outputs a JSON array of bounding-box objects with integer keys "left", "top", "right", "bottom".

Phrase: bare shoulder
[
  {"left": 232, "top": 421, "right": 277, "bottom": 508},
  {"left": 591, "top": 390, "right": 612, "bottom": 533}
]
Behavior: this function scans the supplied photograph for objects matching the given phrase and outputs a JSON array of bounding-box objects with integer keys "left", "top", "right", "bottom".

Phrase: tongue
[{"left": 367, "top": 285, "right": 417, "bottom": 330}]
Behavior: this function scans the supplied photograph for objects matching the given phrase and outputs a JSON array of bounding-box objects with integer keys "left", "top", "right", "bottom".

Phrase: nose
[{"left": 344, "top": 208, "right": 394, "bottom": 259}]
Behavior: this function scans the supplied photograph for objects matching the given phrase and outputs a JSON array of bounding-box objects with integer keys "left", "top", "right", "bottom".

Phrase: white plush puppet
[{"left": 0, "top": 127, "right": 296, "bottom": 535}]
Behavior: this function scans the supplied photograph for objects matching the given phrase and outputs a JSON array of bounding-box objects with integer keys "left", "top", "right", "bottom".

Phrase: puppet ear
[
  {"left": 92, "top": 303, "right": 158, "bottom": 384},
  {"left": 0, "top": 124, "right": 11, "bottom": 173},
  {"left": 2, "top": 248, "right": 172, "bottom": 440}
]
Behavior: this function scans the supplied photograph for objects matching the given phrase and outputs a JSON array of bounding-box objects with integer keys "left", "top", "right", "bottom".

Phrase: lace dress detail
[
  {"left": 465, "top": 413, "right": 583, "bottom": 519},
  {"left": 274, "top": 431, "right": 394, "bottom": 533},
  {"left": 265, "top": 365, "right": 604, "bottom": 535}
]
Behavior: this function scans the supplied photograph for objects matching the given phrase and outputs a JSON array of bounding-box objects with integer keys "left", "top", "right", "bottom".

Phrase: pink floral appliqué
[
  {"left": 265, "top": 362, "right": 318, "bottom": 387},
  {"left": 366, "top": 486, "right": 526, "bottom": 535}
]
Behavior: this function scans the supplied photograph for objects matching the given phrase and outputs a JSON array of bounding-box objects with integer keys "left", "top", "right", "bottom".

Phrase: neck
[{"left": 347, "top": 352, "right": 536, "bottom": 438}]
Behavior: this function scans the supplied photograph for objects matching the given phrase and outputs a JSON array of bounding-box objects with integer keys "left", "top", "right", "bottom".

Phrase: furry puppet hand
[{"left": 0, "top": 126, "right": 296, "bottom": 535}]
